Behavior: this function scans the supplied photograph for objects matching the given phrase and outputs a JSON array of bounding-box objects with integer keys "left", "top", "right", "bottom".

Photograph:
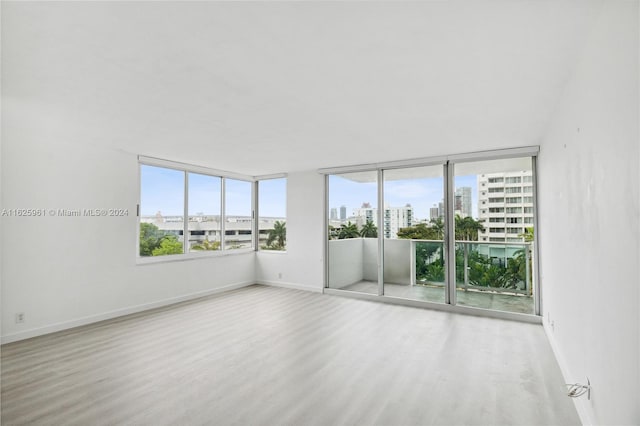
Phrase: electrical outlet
[
  {"left": 15, "top": 313, "right": 25, "bottom": 324},
  {"left": 278, "top": 272, "right": 283, "bottom": 279}
]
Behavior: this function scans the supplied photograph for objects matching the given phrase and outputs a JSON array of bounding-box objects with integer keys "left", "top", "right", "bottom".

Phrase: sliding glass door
[
  {"left": 324, "top": 149, "right": 539, "bottom": 317},
  {"left": 327, "top": 171, "right": 379, "bottom": 295},
  {"left": 453, "top": 158, "right": 536, "bottom": 314},
  {"left": 382, "top": 166, "right": 447, "bottom": 304}
]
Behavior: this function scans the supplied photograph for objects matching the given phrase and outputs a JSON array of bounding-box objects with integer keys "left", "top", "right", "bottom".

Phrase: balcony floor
[{"left": 339, "top": 281, "right": 535, "bottom": 315}]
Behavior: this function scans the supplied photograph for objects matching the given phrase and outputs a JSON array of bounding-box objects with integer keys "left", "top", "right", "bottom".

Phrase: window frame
[
  {"left": 256, "top": 175, "right": 288, "bottom": 253},
  {"left": 320, "top": 146, "right": 542, "bottom": 318},
  {"left": 137, "top": 156, "right": 257, "bottom": 264}
]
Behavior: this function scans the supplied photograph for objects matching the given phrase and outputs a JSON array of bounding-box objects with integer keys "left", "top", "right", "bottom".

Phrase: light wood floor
[{"left": 1, "top": 285, "right": 579, "bottom": 425}]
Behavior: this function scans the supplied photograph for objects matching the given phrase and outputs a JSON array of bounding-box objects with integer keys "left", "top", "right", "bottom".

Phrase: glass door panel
[
  {"left": 453, "top": 158, "right": 535, "bottom": 314},
  {"left": 382, "top": 165, "right": 446, "bottom": 304},
  {"left": 327, "top": 171, "right": 379, "bottom": 294}
]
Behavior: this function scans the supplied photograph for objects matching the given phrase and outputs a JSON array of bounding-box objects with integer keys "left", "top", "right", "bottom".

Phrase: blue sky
[
  {"left": 328, "top": 174, "right": 478, "bottom": 221},
  {"left": 140, "top": 165, "right": 286, "bottom": 217},
  {"left": 140, "top": 165, "right": 479, "bottom": 220}
]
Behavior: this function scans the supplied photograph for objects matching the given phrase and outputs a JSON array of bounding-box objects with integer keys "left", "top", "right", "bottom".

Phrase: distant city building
[
  {"left": 477, "top": 171, "right": 534, "bottom": 243},
  {"left": 141, "top": 213, "right": 285, "bottom": 249},
  {"left": 330, "top": 208, "right": 337, "bottom": 220},
  {"left": 340, "top": 205, "right": 347, "bottom": 221},
  {"left": 429, "top": 206, "right": 440, "bottom": 221},
  {"left": 455, "top": 187, "right": 473, "bottom": 218},
  {"left": 354, "top": 203, "right": 413, "bottom": 239},
  {"left": 432, "top": 187, "right": 471, "bottom": 220}
]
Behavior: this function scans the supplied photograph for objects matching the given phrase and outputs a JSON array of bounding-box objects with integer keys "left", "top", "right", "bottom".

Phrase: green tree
[
  {"left": 429, "top": 217, "right": 445, "bottom": 239},
  {"left": 139, "top": 222, "right": 164, "bottom": 256},
  {"left": 151, "top": 235, "right": 183, "bottom": 256},
  {"left": 398, "top": 225, "right": 444, "bottom": 283},
  {"left": 519, "top": 227, "right": 534, "bottom": 242},
  {"left": 266, "top": 221, "right": 286, "bottom": 250},
  {"left": 455, "top": 215, "right": 485, "bottom": 241},
  {"left": 338, "top": 222, "right": 360, "bottom": 239},
  {"left": 328, "top": 225, "right": 338, "bottom": 240},
  {"left": 397, "top": 223, "right": 440, "bottom": 240},
  {"left": 360, "top": 220, "right": 378, "bottom": 238},
  {"left": 191, "top": 238, "right": 221, "bottom": 251}
]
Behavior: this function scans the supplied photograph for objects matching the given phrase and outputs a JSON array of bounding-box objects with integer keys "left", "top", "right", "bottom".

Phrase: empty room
[{"left": 1, "top": 1, "right": 639, "bottom": 425}]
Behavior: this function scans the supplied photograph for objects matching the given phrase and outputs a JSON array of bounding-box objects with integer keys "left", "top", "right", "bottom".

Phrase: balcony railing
[{"left": 328, "top": 238, "right": 533, "bottom": 297}]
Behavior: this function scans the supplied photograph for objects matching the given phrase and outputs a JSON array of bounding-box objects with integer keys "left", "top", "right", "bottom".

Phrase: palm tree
[
  {"left": 518, "top": 227, "right": 534, "bottom": 242},
  {"left": 360, "top": 220, "right": 378, "bottom": 238},
  {"left": 338, "top": 222, "right": 360, "bottom": 239},
  {"left": 429, "top": 217, "right": 445, "bottom": 239},
  {"left": 455, "top": 215, "right": 485, "bottom": 241},
  {"left": 267, "top": 221, "right": 286, "bottom": 250}
]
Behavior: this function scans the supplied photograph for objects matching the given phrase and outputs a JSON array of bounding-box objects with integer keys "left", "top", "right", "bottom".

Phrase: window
[
  {"left": 523, "top": 196, "right": 534, "bottom": 203},
  {"left": 524, "top": 207, "right": 534, "bottom": 214},
  {"left": 258, "top": 177, "right": 287, "bottom": 251},
  {"left": 324, "top": 149, "right": 539, "bottom": 317},
  {"left": 139, "top": 165, "right": 185, "bottom": 257},
  {"left": 188, "top": 173, "right": 221, "bottom": 252},
  {"left": 225, "top": 179, "right": 253, "bottom": 250},
  {"left": 138, "top": 158, "right": 256, "bottom": 260},
  {"left": 327, "top": 170, "right": 379, "bottom": 295}
]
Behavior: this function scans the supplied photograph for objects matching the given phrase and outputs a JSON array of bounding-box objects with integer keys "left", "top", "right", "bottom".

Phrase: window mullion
[
  {"left": 221, "top": 178, "right": 226, "bottom": 251},
  {"left": 183, "top": 171, "right": 189, "bottom": 254}
]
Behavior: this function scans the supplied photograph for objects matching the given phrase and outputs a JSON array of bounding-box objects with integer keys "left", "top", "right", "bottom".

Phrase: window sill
[{"left": 136, "top": 248, "right": 255, "bottom": 265}]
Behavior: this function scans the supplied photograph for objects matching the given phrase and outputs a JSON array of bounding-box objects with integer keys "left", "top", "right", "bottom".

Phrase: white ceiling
[{"left": 3, "top": 1, "right": 601, "bottom": 175}]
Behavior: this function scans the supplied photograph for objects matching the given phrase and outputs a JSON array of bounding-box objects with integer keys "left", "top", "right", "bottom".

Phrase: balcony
[{"left": 328, "top": 238, "right": 534, "bottom": 315}]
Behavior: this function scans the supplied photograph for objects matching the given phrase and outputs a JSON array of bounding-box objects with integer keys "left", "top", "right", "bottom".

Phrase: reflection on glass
[
  {"left": 327, "top": 171, "right": 378, "bottom": 294},
  {"left": 225, "top": 179, "right": 253, "bottom": 250},
  {"left": 188, "top": 173, "right": 221, "bottom": 252},
  {"left": 139, "top": 165, "right": 185, "bottom": 257},
  {"left": 382, "top": 166, "right": 445, "bottom": 304},
  {"left": 454, "top": 157, "right": 535, "bottom": 314}
]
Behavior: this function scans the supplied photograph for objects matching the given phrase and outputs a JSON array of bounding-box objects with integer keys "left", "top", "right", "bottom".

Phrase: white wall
[
  {"left": 383, "top": 239, "right": 412, "bottom": 285},
  {"left": 0, "top": 102, "right": 255, "bottom": 343},
  {"left": 362, "top": 237, "right": 379, "bottom": 282},
  {"left": 538, "top": 2, "right": 639, "bottom": 425},
  {"left": 326, "top": 239, "right": 364, "bottom": 289},
  {"left": 255, "top": 171, "right": 324, "bottom": 292}
]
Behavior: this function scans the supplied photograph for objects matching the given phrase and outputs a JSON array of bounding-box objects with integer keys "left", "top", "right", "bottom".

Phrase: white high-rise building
[
  {"left": 354, "top": 203, "right": 413, "bottom": 239},
  {"left": 477, "top": 171, "right": 534, "bottom": 242},
  {"left": 455, "top": 187, "right": 473, "bottom": 218}
]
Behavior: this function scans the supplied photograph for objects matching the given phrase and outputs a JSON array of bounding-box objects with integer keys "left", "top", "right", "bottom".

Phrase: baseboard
[
  {"left": 543, "top": 321, "right": 595, "bottom": 426},
  {"left": 256, "top": 280, "right": 323, "bottom": 293},
  {"left": 1, "top": 281, "right": 254, "bottom": 344}
]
